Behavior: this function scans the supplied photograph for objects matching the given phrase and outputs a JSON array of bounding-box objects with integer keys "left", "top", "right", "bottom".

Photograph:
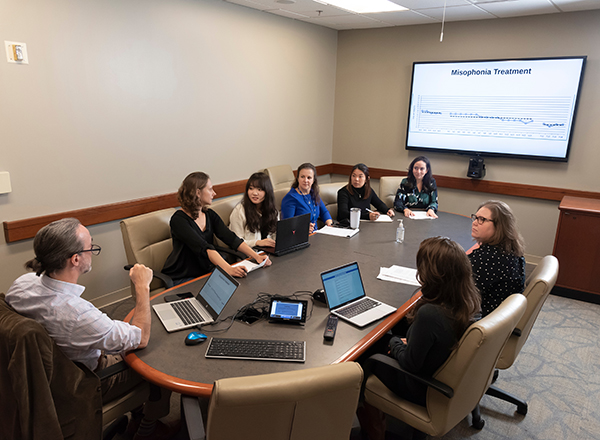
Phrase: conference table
[{"left": 124, "top": 211, "right": 473, "bottom": 398}]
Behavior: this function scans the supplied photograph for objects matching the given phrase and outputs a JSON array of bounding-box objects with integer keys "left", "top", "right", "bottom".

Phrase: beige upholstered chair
[
  {"left": 364, "top": 294, "right": 527, "bottom": 435},
  {"left": 0, "top": 294, "right": 149, "bottom": 440},
  {"left": 182, "top": 362, "right": 364, "bottom": 440},
  {"left": 210, "top": 194, "right": 243, "bottom": 250},
  {"left": 485, "top": 255, "right": 559, "bottom": 414},
  {"left": 120, "top": 208, "right": 176, "bottom": 293},
  {"left": 274, "top": 187, "right": 289, "bottom": 212},
  {"left": 378, "top": 176, "right": 404, "bottom": 209},
  {"left": 264, "top": 165, "right": 295, "bottom": 191},
  {"left": 318, "top": 181, "right": 346, "bottom": 223}
]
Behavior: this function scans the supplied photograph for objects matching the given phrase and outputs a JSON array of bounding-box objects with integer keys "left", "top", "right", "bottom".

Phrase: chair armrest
[
  {"left": 123, "top": 265, "right": 174, "bottom": 289},
  {"left": 367, "top": 353, "right": 454, "bottom": 399},
  {"left": 96, "top": 360, "right": 129, "bottom": 381},
  {"left": 181, "top": 395, "right": 206, "bottom": 440}
]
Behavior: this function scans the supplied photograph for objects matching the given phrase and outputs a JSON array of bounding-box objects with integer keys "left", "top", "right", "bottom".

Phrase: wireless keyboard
[{"left": 205, "top": 337, "right": 305, "bottom": 362}]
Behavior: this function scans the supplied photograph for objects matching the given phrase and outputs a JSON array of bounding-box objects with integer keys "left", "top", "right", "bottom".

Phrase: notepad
[{"left": 316, "top": 225, "right": 359, "bottom": 238}]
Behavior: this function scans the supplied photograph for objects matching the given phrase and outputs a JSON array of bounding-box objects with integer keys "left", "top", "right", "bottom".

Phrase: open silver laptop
[
  {"left": 153, "top": 266, "right": 239, "bottom": 332},
  {"left": 320, "top": 261, "right": 396, "bottom": 327}
]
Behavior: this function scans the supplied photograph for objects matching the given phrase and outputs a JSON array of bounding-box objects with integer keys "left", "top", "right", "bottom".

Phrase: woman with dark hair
[
  {"left": 162, "top": 172, "right": 271, "bottom": 283},
  {"left": 468, "top": 200, "right": 525, "bottom": 317},
  {"left": 359, "top": 237, "right": 481, "bottom": 439},
  {"left": 394, "top": 156, "right": 439, "bottom": 218},
  {"left": 281, "top": 163, "right": 332, "bottom": 233},
  {"left": 229, "top": 172, "right": 278, "bottom": 248},
  {"left": 337, "top": 163, "right": 395, "bottom": 224}
]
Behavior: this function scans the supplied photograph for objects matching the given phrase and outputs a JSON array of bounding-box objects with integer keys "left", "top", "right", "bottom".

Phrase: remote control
[{"left": 323, "top": 315, "right": 338, "bottom": 341}]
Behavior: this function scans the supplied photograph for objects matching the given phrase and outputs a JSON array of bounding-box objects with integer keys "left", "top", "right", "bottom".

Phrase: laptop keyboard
[
  {"left": 205, "top": 338, "right": 305, "bottom": 362},
  {"left": 171, "top": 301, "right": 205, "bottom": 325},
  {"left": 336, "top": 298, "right": 379, "bottom": 319}
]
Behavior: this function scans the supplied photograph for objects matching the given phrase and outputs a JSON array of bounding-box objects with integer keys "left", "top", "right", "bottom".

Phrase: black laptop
[{"left": 256, "top": 213, "right": 310, "bottom": 257}]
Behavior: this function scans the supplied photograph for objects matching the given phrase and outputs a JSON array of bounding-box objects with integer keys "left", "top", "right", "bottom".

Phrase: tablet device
[{"left": 268, "top": 298, "right": 308, "bottom": 325}]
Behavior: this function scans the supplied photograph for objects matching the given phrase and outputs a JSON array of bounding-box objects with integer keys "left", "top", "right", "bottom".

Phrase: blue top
[{"left": 281, "top": 188, "right": 332, "bottom": 228}]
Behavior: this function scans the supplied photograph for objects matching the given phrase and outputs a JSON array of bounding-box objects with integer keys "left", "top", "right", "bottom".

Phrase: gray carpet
[{"left": 102, "top": 294, "right": 600, "bottom": 439}]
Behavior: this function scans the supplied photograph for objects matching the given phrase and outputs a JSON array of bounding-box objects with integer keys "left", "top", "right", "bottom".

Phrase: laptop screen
[
  {"left": 321, "top": 262, "right": 365, "bottom": 309},
  {"left": 197, "top": 266, "right": 239, "bottom": 317}
]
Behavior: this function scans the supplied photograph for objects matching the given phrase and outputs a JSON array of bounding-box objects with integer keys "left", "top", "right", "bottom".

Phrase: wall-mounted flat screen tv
[{"left": 405, "top": 56, "right": 586, "bottom": 162}]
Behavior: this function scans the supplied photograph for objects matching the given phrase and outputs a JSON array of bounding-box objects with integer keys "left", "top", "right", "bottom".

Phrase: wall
[
  {"left": 0, "top": 0, "right": 338, "bottom": 302},
  {"left": 333, "top": 10, "right": 600, "bottom": 260}
]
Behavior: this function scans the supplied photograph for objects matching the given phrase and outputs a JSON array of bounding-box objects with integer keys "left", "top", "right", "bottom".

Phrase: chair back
[
  {"left": 425, "top": 294, "right": 526, "bottom": 435},
  {"left": 120, "top": 208, "right": 176, "bottom": 292},
  {"left": 206, "top": 362, "right": 363, "bottom": 440},
  {"left": 318, "top": 182, "right": 345, "bottom": 223},
  {"left": 264, "top": 165, "right": 295, "bottom": 191},
  {"left": 496, "top": 255, "right": 559, "bottom": 369},
  {"left": 210, "top": 195, "right": 243, "bottom": 248},
  {"left": 0, "top": 294, "right": 102, "bottom": 440},
  {"left": 274, "top": 187, "right": 289, "bottom": 212},
  {"left": 379, "top": 176, "right": 404, "bottom": 208}
]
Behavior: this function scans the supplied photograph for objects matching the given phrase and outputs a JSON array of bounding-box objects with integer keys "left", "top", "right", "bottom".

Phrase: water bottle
[{"left": 396, "top": 219, "right": 405, "bottom": 243}]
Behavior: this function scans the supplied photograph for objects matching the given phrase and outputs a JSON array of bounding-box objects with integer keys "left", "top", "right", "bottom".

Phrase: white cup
[{"left": 350, "top": 208, "right": 360, "bottom": 229}]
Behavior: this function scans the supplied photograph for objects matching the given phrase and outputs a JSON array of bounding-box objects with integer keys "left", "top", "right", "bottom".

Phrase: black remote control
[{"left": 323, "top": 315, "right": 338, "bottom": 341}]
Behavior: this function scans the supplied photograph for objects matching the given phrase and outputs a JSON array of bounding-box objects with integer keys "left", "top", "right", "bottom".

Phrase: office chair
[
  {"left": 363, "top": 294, "right": 527, "bottom": 436},
  {"left": 208, "top": 194, "right": 247, "bottom": 262},
  {"left": 181, "top": 362, "right": 364, "bottom": 440},
  {"left": 0, "top": 294, "right": 149, "bottom": 440},
  {"left": 485, "top": 255, "right": 559, "bottom": 415},
  {"left": 318, "top": 181, "right": 345, "bottom": 223},
  {"left": 378, "top": 176, "right": 404, "bottom": 208},
  {"left": 264, "top": 164, "right": 295, "bottom": 191}
]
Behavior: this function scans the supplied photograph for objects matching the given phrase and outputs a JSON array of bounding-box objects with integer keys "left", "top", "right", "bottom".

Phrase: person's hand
[
  {"left": 227, "top": 265, "right": 248, "bottom": 278},
  {"left": 309, "top": 222, "right": 316, "bottom": 234},
  {"left": 256, "top": 253, "right": 272, "bottom": 267},
  {"left": 129, "top": 264, "right": 153, "bottom": 292},
  {"left": 426, "top": 209, "right": 438, "bottom": 218},
  {"left": 369, "top": 211, "right": 380, "bottom": 221},
  {"left": 387, "top": 209, "right": 395, "bottom": 218},
  {"left": 400, "top": 338, "right": 407, "bottom": 344},
  {"left": 403, "top": 208, "right": 414, "bottom": 217},
  {"left": 257, "top": 238, "right": 276, "bottom": 247}
]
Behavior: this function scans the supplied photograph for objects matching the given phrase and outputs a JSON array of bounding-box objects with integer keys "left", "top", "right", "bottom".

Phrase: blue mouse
[{"left": 185, "top": 331, "right": 207, "bottom": 346}]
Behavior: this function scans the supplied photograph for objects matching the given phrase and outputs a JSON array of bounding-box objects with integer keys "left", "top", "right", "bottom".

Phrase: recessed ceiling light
[
  {"left": 314, "top": 0, "right": 407, "bottom": 14},
  {"left": 276, "top": 0, "right": 296, "bottom": 4}
]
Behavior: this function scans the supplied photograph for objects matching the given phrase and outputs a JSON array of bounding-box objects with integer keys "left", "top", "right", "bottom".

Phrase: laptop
[
  {"left": 320, "top": 261, "right": 396, "bottom": 327},
  {"left": 153, "top": 266, "right": 240, "bottom": 332},
  {"left": 256, "top": 213, "right": 311, "bottom": 257}
]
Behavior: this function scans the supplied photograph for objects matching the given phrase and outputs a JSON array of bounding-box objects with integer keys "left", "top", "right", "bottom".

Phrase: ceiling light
[{"left": 314, "top": 0, "right": 407, "bottom": 14}]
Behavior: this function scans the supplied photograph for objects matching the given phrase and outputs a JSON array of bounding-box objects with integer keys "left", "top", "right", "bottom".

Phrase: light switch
[
  {"left": 0, "top": 171, "right": 12, "bottom": 194},
  {"left": 5, "top": 41, "right": 29, "bottom": 64}
]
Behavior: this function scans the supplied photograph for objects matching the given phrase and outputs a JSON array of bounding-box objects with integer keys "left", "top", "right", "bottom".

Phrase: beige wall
[
  {"left": 0, "top": 0, "right": 337, "bottom": 302},
  {"left": 333, "top": 10, "right": 600, "bottom": 260}
]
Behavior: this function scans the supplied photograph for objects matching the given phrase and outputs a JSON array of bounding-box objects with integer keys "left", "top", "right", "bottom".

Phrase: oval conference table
[{"left": 124, "top": 211, "right": 474, "bottom": 398}]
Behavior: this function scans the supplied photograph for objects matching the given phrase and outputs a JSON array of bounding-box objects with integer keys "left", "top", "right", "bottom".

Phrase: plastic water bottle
[{"left": 396, "top": 219, "right": 405, "bottom": 243}]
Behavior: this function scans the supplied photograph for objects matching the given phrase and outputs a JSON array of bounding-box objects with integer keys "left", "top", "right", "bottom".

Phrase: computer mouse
[{"left": 185, "top": 331, "right": 207, "bottom": 346}]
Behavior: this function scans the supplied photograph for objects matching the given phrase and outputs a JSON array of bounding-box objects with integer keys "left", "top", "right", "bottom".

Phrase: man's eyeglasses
[
  {"left": 470, "top": 214, "right": 494, "bottom": 225},
  {"left": 77, "top": 244, "right": 102, "bottom": 256}
]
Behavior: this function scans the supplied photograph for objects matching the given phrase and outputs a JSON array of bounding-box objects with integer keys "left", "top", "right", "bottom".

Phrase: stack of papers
[
  {"left": 316, "top": 225, "right": 359, "bottom": 238},
  {"left": 406, "top": 212, "right": 434, "bottom": 220},
  {"left": 377, "top": 265, "right": 420, "bottom": 286},
  {"left": 361, "top": 215, "right": 393, "bottom": 223},
  {"left": 234, "top": 258, "right": 267, "bottom": 273}
]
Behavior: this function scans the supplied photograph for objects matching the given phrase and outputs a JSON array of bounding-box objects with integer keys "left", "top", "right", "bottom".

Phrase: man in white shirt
[{"left": 6, "top": 218, "right": 175, "bottom": 440}]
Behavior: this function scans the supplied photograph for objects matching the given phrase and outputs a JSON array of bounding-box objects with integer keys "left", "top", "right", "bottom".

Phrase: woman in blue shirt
[{"left": 281, "top": 163, "right": 332, "bottom": 233}]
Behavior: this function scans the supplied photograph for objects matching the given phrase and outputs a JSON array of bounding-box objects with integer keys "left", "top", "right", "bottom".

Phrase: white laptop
[
  {"left": 320, "top": 261, "right": 396, "bottom": 327},
  {"left": 153, "top": 266, "right": 239, "bottom": 332}
]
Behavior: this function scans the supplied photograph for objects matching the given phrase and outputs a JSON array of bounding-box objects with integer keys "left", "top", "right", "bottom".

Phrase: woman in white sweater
[{"left": 229, "top": 172, "right": 278, "bottom": 248}]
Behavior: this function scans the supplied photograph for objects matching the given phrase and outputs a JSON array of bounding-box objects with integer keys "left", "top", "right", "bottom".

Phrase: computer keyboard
[
  {"left": 205, "top": 338, "right": 306, "bottom": 362},
  {"left": 336, "top": 297, "right": 379, "bottom": 319},
  {"left": 171, "top": 301, "right": 205, "bottom": 325}
]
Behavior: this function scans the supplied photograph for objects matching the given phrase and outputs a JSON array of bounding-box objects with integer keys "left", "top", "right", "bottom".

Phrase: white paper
[
  {"left": 361, "top": 214, "right": 393, "bottom": 223},
  {"left": 234, "top": 258, "right": 267, "bottom": 273},
  {"left": 316, "top": 225, "right": 359, "bottom": 238},
  {"left": 377, "top": 265, "right": 421, "bottom": 287},
  {"left": 406, "top": 211, "right": 434, "bottom": 220}
]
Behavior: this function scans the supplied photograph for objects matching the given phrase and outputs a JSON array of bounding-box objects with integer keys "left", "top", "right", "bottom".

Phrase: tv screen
[{"left": 405, "top": 56, "right": 586, "bottom": 162}]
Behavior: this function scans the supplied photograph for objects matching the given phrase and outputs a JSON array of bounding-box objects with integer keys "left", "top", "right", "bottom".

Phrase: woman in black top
[
  {"left": 162, "top": 172, "right": 271, "bottom": 283},
  {"left": 468, "top": 200, "right": 525, "bottom": 316},
  {"left": 337, "top": 163, "right": 395, "bottom": 225},
  {"left": 359, "top": 237, "right": 480, "bottom": 440}
]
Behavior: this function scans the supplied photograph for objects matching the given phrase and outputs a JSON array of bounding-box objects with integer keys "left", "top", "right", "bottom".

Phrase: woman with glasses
[
  {"left": 468, "top": 200, "right": 525, "bottom": 316},
  {"left": 394, "top": 156, "right": 438, "bottom": 218},
  {"left": 162, "top": 172, "right": 271, "bottom": 284},
  {"left": 229, "top": 172, "right": 278, "bottom": 249}
]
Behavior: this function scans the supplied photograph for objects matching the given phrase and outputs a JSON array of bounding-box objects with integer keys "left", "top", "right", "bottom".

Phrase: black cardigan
[{"left": 337, "top": 185, "right": 388, "bottom": 222}]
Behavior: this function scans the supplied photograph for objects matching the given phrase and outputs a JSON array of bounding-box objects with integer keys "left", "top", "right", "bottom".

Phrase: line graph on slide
[{"left": 410, "top": 96, "right": 574, "bottom": 141}]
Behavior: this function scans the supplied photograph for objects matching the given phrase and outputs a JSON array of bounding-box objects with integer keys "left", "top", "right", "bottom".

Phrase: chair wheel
[
  {"left": 472, "top": 418, "right": 485, "bottom": 430},
  {"left": 517, "top": 403, "right": 528, "bottom": 415}
]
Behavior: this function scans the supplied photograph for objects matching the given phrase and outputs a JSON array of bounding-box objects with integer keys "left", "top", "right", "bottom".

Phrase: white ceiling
[{"left": 222, "top": 0, "right": 600, "bottom": 30}]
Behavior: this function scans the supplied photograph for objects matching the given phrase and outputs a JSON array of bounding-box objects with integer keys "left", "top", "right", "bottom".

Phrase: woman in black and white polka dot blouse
[{"left": 467, "top": 200, "right": 526, "bottom": 317}]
